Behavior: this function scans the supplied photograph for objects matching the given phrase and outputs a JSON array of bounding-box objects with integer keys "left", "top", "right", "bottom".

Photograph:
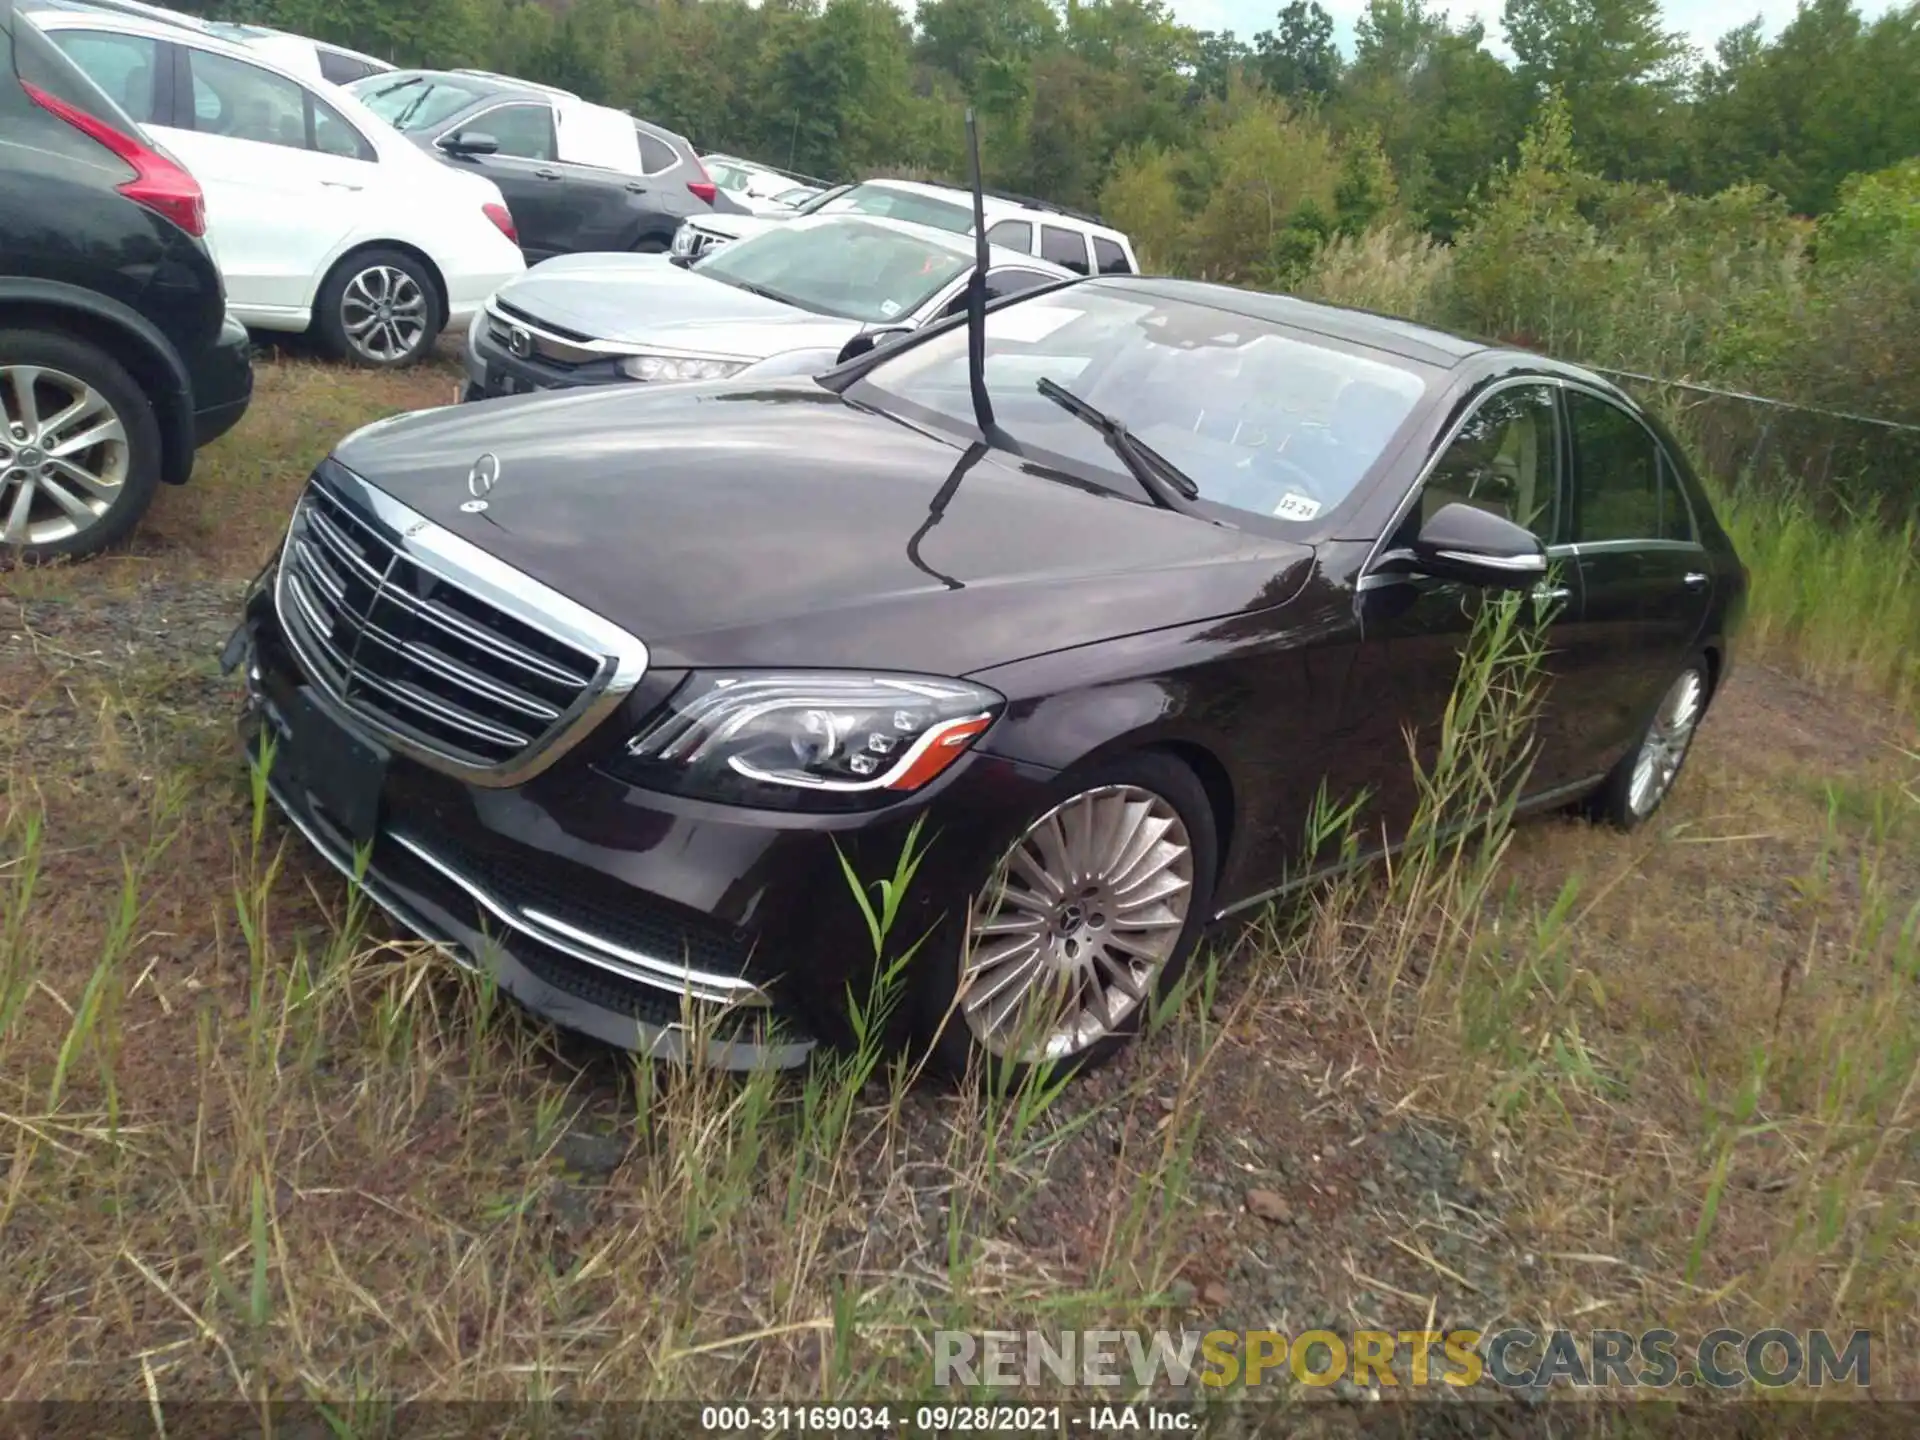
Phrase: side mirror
[
  {"left": 1408, "top": 502, "right": 1546, "bottom": 589},
  {"left": 835, "top": 326, "right": 914, "bottom": 366},
  {"left": 441, "top": 130, "right": 499, "bottom": 157}
]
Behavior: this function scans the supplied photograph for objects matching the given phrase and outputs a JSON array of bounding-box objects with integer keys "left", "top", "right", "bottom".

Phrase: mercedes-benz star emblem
[
  {"left": 462, "top": 452, "right": 500, "bottom": 513},
  {"left": 508, "top": 326, "right": 532, "bottom": 359}
]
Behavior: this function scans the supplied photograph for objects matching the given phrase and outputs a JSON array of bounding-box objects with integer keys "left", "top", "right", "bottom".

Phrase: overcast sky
[{"left": 1164, "top": 0, "right": 1905, "bottom": 62}]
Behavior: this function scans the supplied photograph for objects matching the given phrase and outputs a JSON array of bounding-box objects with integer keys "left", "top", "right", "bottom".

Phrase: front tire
[
  {"left": 915, "top": 751, "right": 1219, "bottom": 1087},
  {"left": 314, "top": 248, "right": 442, "bottom": 368},
  {"left": 1591, "top": 658, "right": 1711, "bottom": 830},
  {"left": 0, "top": 329, "right": 162, "bottom": 563}
]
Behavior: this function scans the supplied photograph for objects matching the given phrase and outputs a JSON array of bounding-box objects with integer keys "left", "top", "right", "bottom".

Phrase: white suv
[
  {"left": 672, "top": 177, "right": 1141, "bottom": 276},
  {"left": 32, "top": 5, "right": 525, "bottom": 367}
]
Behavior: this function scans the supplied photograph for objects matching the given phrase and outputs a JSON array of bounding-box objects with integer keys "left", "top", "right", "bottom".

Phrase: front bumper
[
  {"left": 232, "top": 563, "right": 1056, "bottom": 1067},
  {"left": 460, "top": 311, "right": 630, "bottom": 401}
]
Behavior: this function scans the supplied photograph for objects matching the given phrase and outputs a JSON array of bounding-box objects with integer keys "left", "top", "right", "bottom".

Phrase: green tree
[
  {"left": 1252, "top": 1, "right": 1341, "bottom": 103},
  {"left": 1501, "top": 0, "right": 1689, "bottom": 182}
]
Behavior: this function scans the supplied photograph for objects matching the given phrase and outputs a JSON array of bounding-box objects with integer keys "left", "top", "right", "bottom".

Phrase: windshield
[
  {"left": 351, "top": 74, "right": 486, "bottom": 133},
  {"left": 853, "top": 285, "right": 1430, "bottom": 522},
  {"left": 694, "top": 220, "right": 969, "bottom": 324},
  {"left": 815, "top": 183, "right": 973, "bottom": 234}
]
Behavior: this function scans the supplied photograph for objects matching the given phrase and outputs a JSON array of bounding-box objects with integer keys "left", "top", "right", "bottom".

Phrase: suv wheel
[
  {"left": 0, "top": 329, "right": 161, "bottom": 562},
  {"left": 315, "top": 248, "right": 442, "bottom": 368}
]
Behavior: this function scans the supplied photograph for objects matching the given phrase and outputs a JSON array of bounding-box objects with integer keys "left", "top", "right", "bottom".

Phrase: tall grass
[{"left": 1715, "top": 481, "right": 1920, "bottom": 710}]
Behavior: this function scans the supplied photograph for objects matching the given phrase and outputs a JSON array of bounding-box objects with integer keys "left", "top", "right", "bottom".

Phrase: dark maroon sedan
[{"left": 227, "top": 277, "right": 1746, "bottom": 1083}]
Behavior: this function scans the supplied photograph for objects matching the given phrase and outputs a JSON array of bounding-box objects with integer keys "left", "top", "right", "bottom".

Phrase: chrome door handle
[
  {"left": 1683, "top": 571, "right": 1709, "bottom": 590},
  {"left": 321, "top": 181, "right": 363, "bottom": 191}
]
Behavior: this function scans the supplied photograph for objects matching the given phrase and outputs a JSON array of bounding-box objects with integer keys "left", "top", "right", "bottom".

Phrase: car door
[
  {"left": 545, "top": 158, "right": 643, "bottom": 252},
  {"left": 142, "top": 40, "right": 367, "bottom": 318},
  {"left": 1554, "top": 384, "right": 1715, "bottom": 769},
  {"left": 1335, "top": 379, "right": 1584, "bottom": 853},
  {"left": 437, "top": 101, "right": 566, "bottom": 261}
]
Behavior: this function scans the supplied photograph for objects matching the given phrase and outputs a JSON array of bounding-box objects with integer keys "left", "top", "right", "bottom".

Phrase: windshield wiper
[{"left": 1035, "top": 377, "right": 1199, "bottom": 510}]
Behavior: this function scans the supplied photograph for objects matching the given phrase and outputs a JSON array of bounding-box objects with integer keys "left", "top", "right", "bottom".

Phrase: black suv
[
  {"left": 0, "top": 0, "right": 251, "bottom": 561},
  {"left": 346, "top": 68, "right": 740, "bottom": 263}
]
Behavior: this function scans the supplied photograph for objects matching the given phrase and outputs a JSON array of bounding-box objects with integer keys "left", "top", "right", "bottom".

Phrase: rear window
[
  {"left": 353, "top": 73, "right": 487, "bottom": 133},
  {"left": 319, "top": 51, "right": 381, "bottom": 86},
  {"left": 1092, "top": 236, "right": 1131, "bottom": 275},
  {"left": 1041, "top": 224, "right": 1090, "bottom": 274}
]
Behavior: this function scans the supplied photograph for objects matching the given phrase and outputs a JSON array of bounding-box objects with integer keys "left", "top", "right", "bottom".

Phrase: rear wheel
[
  {"left": 314, "top": 248, "right": 442, "bottom": 368},
  {"left": 0, "top": 329, "right": 161, "bottom": 563},
  {"left": 915, "top": 752, "right": 1218, "bottom": 1086},
  {"left": 1590, "top": 658, "right": 1710, "bottom": 829}
]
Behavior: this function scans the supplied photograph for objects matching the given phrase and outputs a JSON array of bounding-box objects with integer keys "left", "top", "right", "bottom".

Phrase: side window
[
  {"left": 1657, "top": 450, "right": 1699, "bottom": 543},
  {"left": 636, "top": 131, "right": 678, "bottom": 174},
  {"left": 187, "top": 48, "right": 307, "bottom": 149},
  {"left": 49, "top": 30, "right": 161, "bottom": 125},
  {"left": 312, "top": 95, "right": 374, "bottom": 161},
  {"left": 1420, "top": 384, "right": 1560, "bottom": 538},
  {"left": 941, "top": 269, "right": 1056, "bottom": 318},
  {"left": 986, "top": 219, "right": 1032, "bottom": 254},
  {"left": 985, "top": 268, "right": 1055, "bottom": 302},
  {"left": 470, "top": 103, "right": 554, "bottom": 161},
  {"left": 1567, "top": 390, "right": 1663, "bottom": 543},
  {"left": 1092, "top": 236, "right": 1131, "bottom": 275},
  {"left": 1040, "top": 224, "right": 1090, "bottom": 275}
]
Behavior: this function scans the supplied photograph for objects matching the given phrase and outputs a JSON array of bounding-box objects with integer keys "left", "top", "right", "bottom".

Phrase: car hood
[
  {"left": 495, "top": 254, "right": 862, "bottom": 358},
  {"left": 327, "top": 383, "right": 1313, "bottom": 676}
]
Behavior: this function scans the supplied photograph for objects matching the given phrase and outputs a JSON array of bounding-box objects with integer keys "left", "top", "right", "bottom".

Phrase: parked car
[
  {"left": 703, "top": 153, "right": 814, "bottom": 214},
  {"left": 31, "top": 6, "right": 525, "bottom": 367},
  {"left": 347, "top": 68, "right": 728, "bottom": 262},
  {"left": 2, "top": 0, "right": 250, "bottom": 561},
  {"left": 229, "top": 274, "right": 1746, "bottom": 1084},
  {"left": 42, "top": 0, "right": 393, "bottom": 82},
  {"left": 460, "top": 214, "right": 1070, "bottom": 401},
  {"left": 671, "top": 178, "right": 1141, "bottom": 276}
]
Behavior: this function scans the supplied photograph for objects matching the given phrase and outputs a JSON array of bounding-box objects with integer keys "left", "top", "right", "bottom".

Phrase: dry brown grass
[{"left": 0, "top": 352, "right": 1916, "bottom": 1416}]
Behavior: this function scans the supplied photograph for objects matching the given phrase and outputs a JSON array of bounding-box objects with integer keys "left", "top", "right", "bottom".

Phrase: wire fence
[{"left": 1592, "top": 367, "right": 1920, "bottom": 519}]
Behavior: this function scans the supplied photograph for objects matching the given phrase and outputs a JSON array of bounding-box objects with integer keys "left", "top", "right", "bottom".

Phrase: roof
[
  {"left": 759, "top": 213, "right": 1073, "bottom": 276},
  {"left": 864, "top": 178, "right": 1124, "bottom": 236},
  {"left": 1105, "top": 277, "right": 1490, "bottom": 369}
]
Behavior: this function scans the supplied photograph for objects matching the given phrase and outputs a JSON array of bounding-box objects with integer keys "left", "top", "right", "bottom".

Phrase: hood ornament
[{"left": 462, "top": 452, "right": 499, "bottom": 513}]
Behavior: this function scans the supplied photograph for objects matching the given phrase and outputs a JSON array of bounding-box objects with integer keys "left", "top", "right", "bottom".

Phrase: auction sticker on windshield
[{"left": 1273, "top": 492, "right": 1322, "bottom": 521}]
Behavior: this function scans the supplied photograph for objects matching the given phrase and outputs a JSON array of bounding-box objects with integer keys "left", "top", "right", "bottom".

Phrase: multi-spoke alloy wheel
[
  {"left": 1628, "top": 667, "right": 1705, "bottom": 818},
  {"left": 340, "top": 264, "right": 430, "bottom": 365},
  {"left": 961, "top": 784, "right": 1195, "bottom": 1062},
  {"left": 0, "top": 362, "right": 130, "bottom": 549}
]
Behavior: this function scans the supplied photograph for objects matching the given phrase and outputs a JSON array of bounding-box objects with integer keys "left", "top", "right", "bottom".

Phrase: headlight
[
  {"left": 604, "top": 672, "right": 1002, "bottom": 809},
  {"left": 617, "top": 354, "right": 748, "bottom": 382}
]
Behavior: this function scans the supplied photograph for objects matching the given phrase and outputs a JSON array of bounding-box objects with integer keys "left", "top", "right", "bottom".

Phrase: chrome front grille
[{"left": 274, "top": 464, "right": 649, "bottom": 785}]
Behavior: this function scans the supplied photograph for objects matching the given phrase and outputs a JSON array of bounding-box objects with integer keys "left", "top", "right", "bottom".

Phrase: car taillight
[
  {"left": 23, "top": 81, "right": 206, "bottom": 238},
  {"left": 483, "top": 201, "right": 518, "bottom": 244},
  {"left": 687, "top": 161, "right": 717, "bottom": 206}
]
